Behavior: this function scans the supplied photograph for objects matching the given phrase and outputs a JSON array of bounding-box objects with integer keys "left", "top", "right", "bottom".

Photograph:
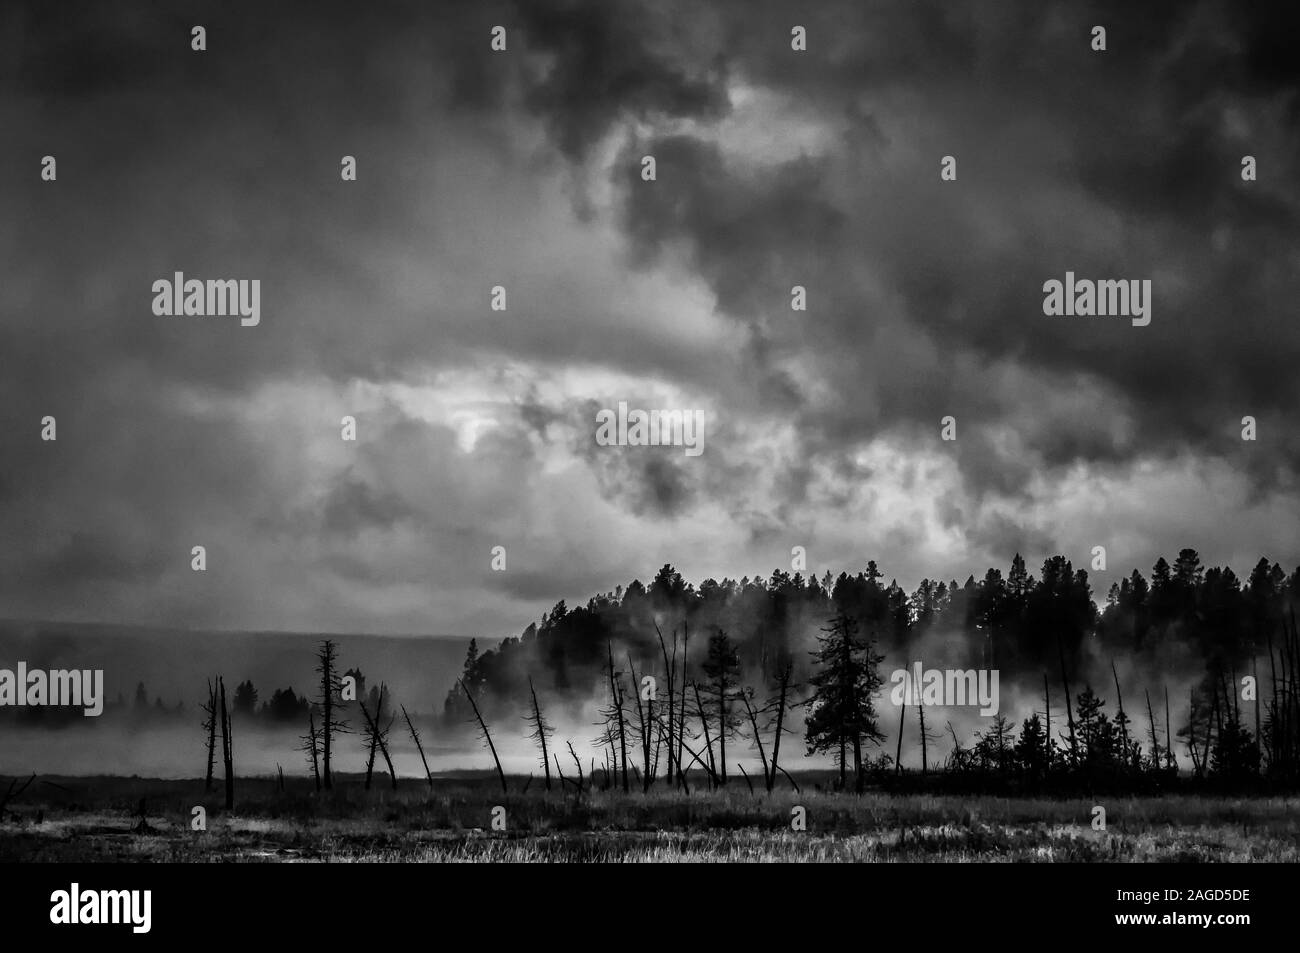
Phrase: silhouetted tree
[
  {"left": 701, "top": 629, "right": 741, "bottom": 785},
  {"left": 804, "top": 614, "right": 884, "bottom": 792},
  {"left": 313, "top": 639, "right": 349, "bottom": 790},
  {"left": 525, "top": 677, "right": 554, "bottom": 791}
]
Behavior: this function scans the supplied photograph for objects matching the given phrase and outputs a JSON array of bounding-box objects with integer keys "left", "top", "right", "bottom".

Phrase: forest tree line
[{"left": 441, "top": 551, "right": 1300, "bottom": 791}]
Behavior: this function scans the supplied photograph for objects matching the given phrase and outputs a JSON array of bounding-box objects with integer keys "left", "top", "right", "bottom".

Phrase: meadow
[{"left": 2, "top": 773, "right": 1296, "bottom": 862}]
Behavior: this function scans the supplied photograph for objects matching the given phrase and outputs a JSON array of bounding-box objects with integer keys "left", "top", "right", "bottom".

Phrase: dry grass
[{"left": 2, "top": 774, "right": 1296, "bottom": 862}]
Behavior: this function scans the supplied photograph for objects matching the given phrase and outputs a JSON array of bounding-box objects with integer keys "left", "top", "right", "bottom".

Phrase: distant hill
[{"left": 0, "top": 619, "right": 474, "bottom": 714}]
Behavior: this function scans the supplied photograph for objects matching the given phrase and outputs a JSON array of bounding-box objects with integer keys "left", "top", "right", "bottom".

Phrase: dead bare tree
[
  {"left": 650, "top": 708, "right": 690, "bottom": 794},
  {"left": 654, "top": 622, "right": 676, "bottom": 784},
  {"left": 740, "top": 688, "right": 770, "bottom": 788},
  {"left": 566, "top": 740, "right": 585, "bottom": 793},
  {"left": 525, "top": 677, "right": 555, "bottom": 792},
  {"left": 459, "top": 678, "right": 507, "bottom": 794},
  {"left": 1042, "top": 674, "right": 1052, "bottom": 767},
  {"left": 358, "top": 686, "right": 397, "bottom": 791},
  {"left": 401, "top": 704, "right": 433, "bottom": 790},
  {"left": 917, "top": 701, "right": 940, "bottom": 774},
  {"left": 361, "top": 698, "right": 380, "bottom": 790},
  {"left": 313, "top": 639, "right": 349, "bottom": 790},
  {"left": 894, "top": 701, "right": 905, "bottom": 776},
  {"left": 676, "top": 621, "right": 690, "bottom": 780},
  {"left": 218, "top": 676, "right": 234, "bottom": 810},
  {"left": 627, "top": 654, "right": 653, "bottom": 791},
  {"left": 1111, "top": 659, "right": 1130, "bottom": 765},
  {"left": 553, "top": 754, "right": 573, "bottom": 792},
  {"left": 1144, "top": 688, "right": 1161, "bottom": 769},
  {"left": 604, "top": 642, "right": 630, "bottom": 793},
  {"left": 200, "top": 678, "right": 218, "bottom": 792},
  {"left": 691, "top": 681, "right": 716, "bottom": 787},
  {"left": 300, "top": 707, "right": 322, "bottom": 791},
  {"left": 1058, "top": 639, "right": 1078, "bottom": 767},
  {"left": 738, "top": 658, "right": 799, "bottom": 795},
  {"left": 593, "top": 724, "right": 617, "bottom": 791}
]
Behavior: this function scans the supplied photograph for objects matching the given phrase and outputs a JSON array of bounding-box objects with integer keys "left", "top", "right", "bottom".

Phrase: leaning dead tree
[
  {"left": 525, "top": 677, "right": 555, "bottom": 791},
  {"left": 358, "top": 685, "right": 397, "bottom": 791},
  {"left": 218, "top": 676, "right": 234, "bottom": 810},
  {"left": 690, "top": 681, "right": 718, "bottom": 788},
  {"left": 566, "top": 740, "right": 585, "bottom": 793},
  {"left": 459, "top": 678, "right": 507, "bottom": 794},
  {"left": 401, "top": 705, "right": 433, "bottom": 789},
  {"left": 200, "top": 678, "right": 218, "bottom": 792}
]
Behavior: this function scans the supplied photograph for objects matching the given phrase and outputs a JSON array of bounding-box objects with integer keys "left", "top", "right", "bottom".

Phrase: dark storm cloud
[
  {"left": 2, "top": 0, "right": 1298, "bottom": 633},
  {"left": 512, "top": 0, "right": 731, "bottom": 162},
  {"left": 602, "top": 0, "right": 1300, "bottom": 503}
]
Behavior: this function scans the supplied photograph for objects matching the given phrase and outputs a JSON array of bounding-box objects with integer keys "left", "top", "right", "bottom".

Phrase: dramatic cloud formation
[{"left": 1, "top": 0, "right": 1296, "bottom": 637}]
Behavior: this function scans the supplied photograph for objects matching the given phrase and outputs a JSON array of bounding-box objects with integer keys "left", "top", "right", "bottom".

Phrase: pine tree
[{"left": 804, "top": 614, "right": 885, "bottom": 792}]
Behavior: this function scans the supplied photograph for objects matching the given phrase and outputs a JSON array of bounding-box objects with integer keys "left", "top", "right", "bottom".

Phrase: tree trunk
[
  {"left": 894, "top": 701, "right": 905, "bottom": 776},
  {"left": 460, "top": 679, "right": 507, "bottom": 794},
  {"left": 204, "top": 678, "right": 217, "bottom": 793},
  {"left": 308, "top": 708, "right": 321, "bottom": 791},
  {"left": 219, "top": 676, "right": 234, "bottom": 810},
  {"left": 769, "top": 663, "right": 790, "bottom": 793},
  {"left": 716, "top": 670, "right": 728, "bottom": 786},
  {"left": 656, "top": 623, "right": 676, "bottom": 785},
  {"left": 917, "top": 703, "right": 928, "bottom": 775},
  {"left": 529, "top": 677, "right": 551, "bottom": 792},
  {"left": 1058, "top": 640, "right": 1077, "bottom": 766},
  {"left": 1043, "top": 674, "right": 1052, "bottom": 768},
  {"left": 607, "top": 643, "right": 629, "bottom": 794},
  {"left": 402, "top": 704, "right": 433, "bottom": 789}
]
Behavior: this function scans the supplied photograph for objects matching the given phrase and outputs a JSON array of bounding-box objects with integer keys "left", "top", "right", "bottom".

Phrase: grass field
[{"left": 2, "top": 773, "right": 1297, "bottom": 862}]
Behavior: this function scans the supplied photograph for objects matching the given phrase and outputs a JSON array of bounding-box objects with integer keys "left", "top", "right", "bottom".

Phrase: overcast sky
[{"left": 2, "top": 0, "right": 1297, "bottom": 638}]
